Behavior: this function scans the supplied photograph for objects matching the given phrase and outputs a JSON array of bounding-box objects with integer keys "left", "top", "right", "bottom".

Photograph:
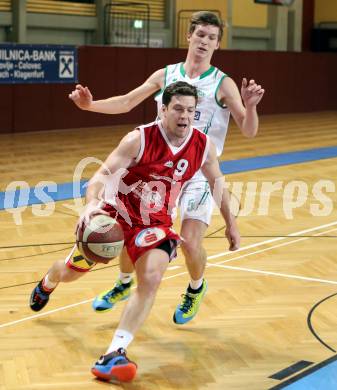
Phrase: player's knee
[
  {"left": 137, "top": 271, "right": 162, "bottom": 295},
  {"left": 181, "top": 238, "right": 202, "bottom": 257}
]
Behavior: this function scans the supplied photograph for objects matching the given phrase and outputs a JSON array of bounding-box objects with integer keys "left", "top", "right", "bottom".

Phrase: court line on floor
[
  {"left": 2, "top": 145, "right": 337, "bottom": 210},
  {"left": 211, "top": 264, "right": 337, "bottom": 286},
  {"left": 207, "top": 226, "right": 337, "bottom": 267},
  {"left": 0, "top": 220, "right": 336, "bottom": 330},
  {"left": 206, "top": 220, "right": 337, "bottom": 261}
]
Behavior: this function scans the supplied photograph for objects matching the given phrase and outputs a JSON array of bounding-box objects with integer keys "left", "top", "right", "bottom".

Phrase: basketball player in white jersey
[{"left": 69, "top": 11, "right": 264, "bottom": 324}]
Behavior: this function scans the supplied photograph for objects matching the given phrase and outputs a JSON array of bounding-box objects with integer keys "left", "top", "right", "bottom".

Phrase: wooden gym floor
[{"left": 0, "top": 111, "right": 336, "bottom": 389}]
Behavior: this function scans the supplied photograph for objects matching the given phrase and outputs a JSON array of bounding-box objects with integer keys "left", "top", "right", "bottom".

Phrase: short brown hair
[
  {"left": 189, "top": 11, "right": 224, "bottom": 42},
  {"left": 162, "top": 81, "right": 198, "bottom": 106}
]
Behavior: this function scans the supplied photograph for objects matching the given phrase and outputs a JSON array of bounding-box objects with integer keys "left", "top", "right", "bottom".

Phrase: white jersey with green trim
[{"left": 154, "top": 62, "right": 231, "bottom": 158}]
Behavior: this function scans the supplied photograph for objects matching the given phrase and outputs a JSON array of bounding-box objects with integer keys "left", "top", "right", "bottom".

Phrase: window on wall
[
  {"left": 54, "top": 0, "right": 165, "bottom": 18},
  {"left": 254, "top": 0, "right": 294, "bottom": 5},
  {"left": 116, "top": 0, "right": 165, "bottom": 21},
  {"left": 81, "top": 0, "right": 164, "bottom": 20},
  {"left": 61, "top": 0, "right": 94, "bottom": 3}
]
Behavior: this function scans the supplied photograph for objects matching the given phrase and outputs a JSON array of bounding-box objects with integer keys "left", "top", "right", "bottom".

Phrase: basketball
[{"left": 76, "top": 214, "right": 124, "bottom": 263}]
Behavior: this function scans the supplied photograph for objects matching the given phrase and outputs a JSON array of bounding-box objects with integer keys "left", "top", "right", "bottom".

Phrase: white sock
[
  {"left": 42, "top": 274, "right": 57, "bottom": 290},
  {"left": 106, "top": 329, "right": 134, "bottom": 354},
  {"left": 119, "top": 272, "right": 133, "bottom": 284},
  {"left": 189, "top": 278, "right": 203, "bottom": 291}
]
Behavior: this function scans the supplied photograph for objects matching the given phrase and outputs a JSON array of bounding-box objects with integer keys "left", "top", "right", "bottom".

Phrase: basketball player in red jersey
[
  {"left": 69, "top": 11, "right": 264, "bottom": 323},
  {"left": 30, "top": 82, "right": 240, "bottom": 382}
]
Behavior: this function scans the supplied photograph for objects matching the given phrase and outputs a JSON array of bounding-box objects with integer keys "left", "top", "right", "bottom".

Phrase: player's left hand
[
  {"left": 225, "top": 223, "right": 240, "bottom": 251},
  {"left": 241, "top": 78, "right": 265, "bottom": 108},
  {"left": 75, "top": 200, "right": 109, "bottom": 234}
]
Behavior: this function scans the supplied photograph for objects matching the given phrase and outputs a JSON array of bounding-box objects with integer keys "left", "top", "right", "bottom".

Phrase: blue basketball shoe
[
  {"left": 92, "top": 279, "right": 134, "bottom": 312},
  {"left": 173, "top": 279, "right": 208, "bottom": 324}
]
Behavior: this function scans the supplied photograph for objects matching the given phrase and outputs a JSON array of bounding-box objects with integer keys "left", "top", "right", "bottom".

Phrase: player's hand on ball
[
  {"left": 75, "top": 200, "right": 109, "bottom": 234},
  {"left": 69, "top": 84, "right": 93, "bottom": 110}
]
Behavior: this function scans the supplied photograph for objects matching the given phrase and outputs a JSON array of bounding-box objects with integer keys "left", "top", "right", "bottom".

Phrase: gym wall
[{"left": 0, "top": 46, "right": 336, "bottom": 133}]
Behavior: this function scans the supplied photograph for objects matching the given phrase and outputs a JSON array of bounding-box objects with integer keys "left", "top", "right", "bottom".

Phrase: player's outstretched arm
[
  {"left": 69, "top": 68, "right": 165, "bottom": 114},
  {"left": 201, "top": 141, "right": 240, "bottom": 251},
  {"left": 218, "top": 76, "right": 265, "bottom": 138}
]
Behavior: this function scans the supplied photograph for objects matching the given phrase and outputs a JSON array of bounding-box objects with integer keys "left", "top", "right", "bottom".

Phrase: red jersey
[{"left": 113, "top": 120, "right": 209, "bottom": 228}]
